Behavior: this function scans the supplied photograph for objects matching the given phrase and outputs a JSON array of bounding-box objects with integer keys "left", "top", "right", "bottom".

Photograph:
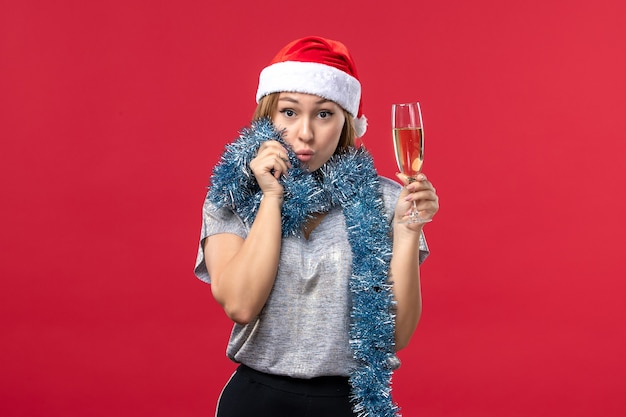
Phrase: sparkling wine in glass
[{"left": 392, "top": 102, "right": 430, "bottom": 224}]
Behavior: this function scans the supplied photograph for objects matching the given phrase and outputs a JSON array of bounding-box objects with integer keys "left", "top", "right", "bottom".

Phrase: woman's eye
[
  {"left": 318, "top": 111, "right": 333, "bottom": 119},
  {"left": 280, "top": 109, "right": 295, "bottom": 117}
]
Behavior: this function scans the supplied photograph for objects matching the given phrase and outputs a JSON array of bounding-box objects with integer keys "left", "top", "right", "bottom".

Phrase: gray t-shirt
[{"left": 194, "top": 176, "right": 429, "bottom": 378}]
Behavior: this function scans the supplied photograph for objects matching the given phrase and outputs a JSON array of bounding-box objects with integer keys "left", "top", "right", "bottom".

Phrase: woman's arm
[
  {"left": 390, "top": 224, "right": 424, "bottom": 351},
  {"left": 204, "top": 140, "right": 290, "bottom": 325},
  {"left": 204, "top": 195, "right": 283, "bottom": 325},
  {"left": 390, "top": 173, "right": 439, "bottom": 350}
]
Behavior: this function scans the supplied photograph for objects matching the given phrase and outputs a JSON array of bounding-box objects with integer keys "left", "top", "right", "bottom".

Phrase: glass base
[{"left": 397, "top": 211, "right": 432, "bottom": 224}]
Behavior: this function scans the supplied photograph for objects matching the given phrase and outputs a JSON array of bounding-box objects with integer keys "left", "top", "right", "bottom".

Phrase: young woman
[{"left": 194, "top": 36, "right": 439, "bottom": 417}]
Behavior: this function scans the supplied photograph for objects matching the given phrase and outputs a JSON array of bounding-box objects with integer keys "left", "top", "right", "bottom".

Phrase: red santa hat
[{"left": 256, "top": 36, "right": 368, "bottom": 137}]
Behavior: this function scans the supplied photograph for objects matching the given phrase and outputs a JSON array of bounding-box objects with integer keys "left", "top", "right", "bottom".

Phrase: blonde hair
[{"left": 252, "top": 93, "right": 356, "bottom": 155}]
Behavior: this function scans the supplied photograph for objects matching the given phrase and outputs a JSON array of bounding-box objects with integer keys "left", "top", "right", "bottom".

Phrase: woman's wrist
[
  {"left": 260, "top": 193, "right": 284, "bottom": 207},
  {"left": 393, "top": 221, "right": 423, "bottom": 240}
]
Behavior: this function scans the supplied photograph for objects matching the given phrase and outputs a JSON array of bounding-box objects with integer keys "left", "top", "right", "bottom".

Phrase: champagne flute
[{"left": 392, "top": 102, "right": 430, "bottom": 224}]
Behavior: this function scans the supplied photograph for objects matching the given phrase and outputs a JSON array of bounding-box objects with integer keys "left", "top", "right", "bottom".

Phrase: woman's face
[{"left": 272, "top": 92, "right": 345, "bottom": 172}]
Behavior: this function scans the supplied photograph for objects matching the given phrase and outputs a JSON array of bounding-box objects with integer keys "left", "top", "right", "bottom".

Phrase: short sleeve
[
  {"left": 378, "top": 176, "right": 430, "bottom": 265},
  {"left": 193, "top": 197, "right": 248, "bottom": 284}
]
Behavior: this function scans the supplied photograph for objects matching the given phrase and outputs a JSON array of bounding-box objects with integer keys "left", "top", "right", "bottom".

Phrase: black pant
[{"left": 216, "top": 365, "right": 355, "bottom": 417}]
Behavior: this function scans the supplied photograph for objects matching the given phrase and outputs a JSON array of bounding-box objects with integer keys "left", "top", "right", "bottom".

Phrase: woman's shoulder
[
  {"left": 377, "top": 176, "right": 401, "bottom": 218},
  {"left": 378, "top": 175, "right": 402, "bottom": 200},
  {"left": 203, "top": 198, "right": 234, "bottom": 219},
  {"left": 202, "top": 197, "right": 248, "bottom": 232}
]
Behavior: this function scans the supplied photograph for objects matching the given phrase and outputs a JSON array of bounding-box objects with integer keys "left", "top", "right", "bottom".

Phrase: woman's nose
[{"left": 297, "top": 118, "right": 314, "bottom": 142}]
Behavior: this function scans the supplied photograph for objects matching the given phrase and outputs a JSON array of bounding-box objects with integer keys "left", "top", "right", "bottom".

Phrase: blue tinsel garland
[{"left": 208, "top": 118, "right": 400, "bottom": 417}]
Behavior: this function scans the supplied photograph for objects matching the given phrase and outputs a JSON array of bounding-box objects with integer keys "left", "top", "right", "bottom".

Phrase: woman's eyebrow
[
  {"left": 277, "top": 96, "right": 332, "bottom": 105},
  {"left": 278, "top": 96, "right": 299, "bottom": 103}
]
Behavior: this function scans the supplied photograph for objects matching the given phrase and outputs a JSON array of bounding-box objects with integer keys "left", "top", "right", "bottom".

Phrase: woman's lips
[{"left": 296, "top": 151, "right": 314, "bottom": 162}]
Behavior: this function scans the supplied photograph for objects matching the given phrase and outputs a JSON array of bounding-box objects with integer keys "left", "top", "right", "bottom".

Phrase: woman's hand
[
  {"left": 249, "top": 140, "right": 292, "bottom": 199},
  {"left": 394, "top": 172, "right": 439, "bottom": 228}
]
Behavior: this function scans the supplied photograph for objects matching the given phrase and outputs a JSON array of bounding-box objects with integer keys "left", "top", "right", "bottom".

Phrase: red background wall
[{"left": 2, "top": 1, "right": 625, "bottom": 416}]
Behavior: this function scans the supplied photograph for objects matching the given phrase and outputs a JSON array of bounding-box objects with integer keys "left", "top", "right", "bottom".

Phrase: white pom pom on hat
[{"left": 256, "top": 36, "right": 368, "bottom": 137}]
